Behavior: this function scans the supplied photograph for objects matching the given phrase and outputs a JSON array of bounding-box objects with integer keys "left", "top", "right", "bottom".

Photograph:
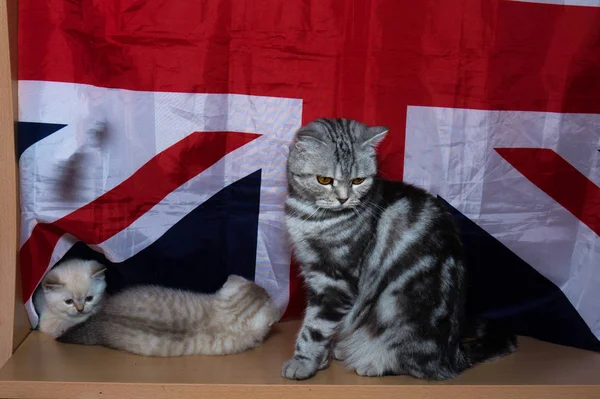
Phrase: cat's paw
[
  {"left": 318, "top": 353, "right": 330, "bottom": 370},
  {"left": 332, "top": 345, "right": 345, "bottom": 361},
  {"left": 281, "top": 358, "right": 317, "bottom": 380}
]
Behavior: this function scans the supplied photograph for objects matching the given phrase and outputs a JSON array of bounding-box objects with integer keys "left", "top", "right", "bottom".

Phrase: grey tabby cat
[
  {"left": 58, "top": 275, "right": 280, "bottom": 356},
  {"left": 282, "top": 118, "right": 516, "bottom": 380}
]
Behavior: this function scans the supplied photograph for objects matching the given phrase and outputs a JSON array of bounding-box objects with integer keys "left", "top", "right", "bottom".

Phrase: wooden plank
[
  {"left": 0, "top": 0, "right": 24, "bottom": 369},
  {"left": 0, "top": 321, "right": 599, "bottom": 398},
  {"left": 11, "top": 260, "right": 29, "bottom": 353},
  {"left": 2, "top": 384, "right": 600, "bottom": 399}
]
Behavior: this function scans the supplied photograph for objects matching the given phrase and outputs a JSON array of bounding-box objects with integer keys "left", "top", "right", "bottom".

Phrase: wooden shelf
[{"left": 1, "top": 320, "right": 600, "bottom": 398}]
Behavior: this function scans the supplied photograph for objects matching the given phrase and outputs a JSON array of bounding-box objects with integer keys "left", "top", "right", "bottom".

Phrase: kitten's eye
[
  {"left": 85, "top": 296, "right": 94, "bottom": 302},
  {"left": 64, "top": 299, "right": 74, "bottom": 305},
  {"left": 316, "top": 176, "right": 333, "bottom": 185},
  {"left": 352, "top": 178, "right": 365, "bottom": 185}
]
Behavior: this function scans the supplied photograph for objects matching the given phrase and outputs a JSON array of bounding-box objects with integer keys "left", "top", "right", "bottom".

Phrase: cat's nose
[
  {"left": 75, "top": 305, "right": 84, "bottom": 313},
  {"left": 337, "top": 198, "right": 348, "bottom": 204}
]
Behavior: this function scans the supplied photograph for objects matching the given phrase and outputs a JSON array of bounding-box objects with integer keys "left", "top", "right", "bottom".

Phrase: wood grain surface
[
  {"left": 1, "top": 320, "right": 600, "bottom": 398},
  {"left": 0, "top": 0, "right": 26, "bottom": 370}
]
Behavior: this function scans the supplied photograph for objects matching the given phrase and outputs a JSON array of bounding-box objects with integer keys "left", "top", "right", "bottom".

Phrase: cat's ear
[
  {"left": 293, "top": 124, "right": 327, "bottom": 152},
  {"left": 90, "top": 261, "right": 107, "bottom": 280},
  {"left": 42, "top": 275, "right": 63, "bottom": 293},
  {"left": 361, "top": 126, "right": 389, "bottom": 148}
]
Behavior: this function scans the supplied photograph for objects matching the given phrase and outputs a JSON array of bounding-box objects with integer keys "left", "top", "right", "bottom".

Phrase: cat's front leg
[
  {"left": 282, "top": 306, "right": 336, "bottom": 380},
  {"left": 282, "top": 281, "right": 352, "bottom": 380}
]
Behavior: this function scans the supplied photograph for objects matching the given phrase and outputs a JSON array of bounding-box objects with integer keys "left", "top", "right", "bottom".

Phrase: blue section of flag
[
  {"left": 63, "top": 169, "right": 262, "bottom": 295},
  {"left": 440, "top": 197, "right": 600, "bottom": 352},
  {"left": 17, "top": 122, "right": 67, "bottom": 158}
]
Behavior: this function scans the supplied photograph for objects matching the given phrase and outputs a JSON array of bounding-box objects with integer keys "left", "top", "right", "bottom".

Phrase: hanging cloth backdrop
[{"left": 17, "top": 0, "right": 600, "bottom": 351}]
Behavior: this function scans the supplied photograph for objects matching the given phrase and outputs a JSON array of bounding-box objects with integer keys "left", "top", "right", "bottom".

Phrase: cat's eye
[
  {"left": 352, "top": 178, "right": 365, "bottom": 185},
  {"left": 85, "top": 296, "right": 94, "bottom": 302},
  {"left": 316, "top": 176, "right": 333, "bottom": 185},
  {"left": 64, "top": 299, "right": 74, "bottom": 305}
]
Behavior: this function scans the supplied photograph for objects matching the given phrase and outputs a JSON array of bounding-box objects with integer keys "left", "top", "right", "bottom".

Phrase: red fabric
[
  {"left": 19, "top": 0, "right": 600, "bottom": 318},
  {"left": 20, "top": 132, "right": 259, "bottom": 300},
  {"left": 496, "top": 148, "right": 600, "bottom": 236}
]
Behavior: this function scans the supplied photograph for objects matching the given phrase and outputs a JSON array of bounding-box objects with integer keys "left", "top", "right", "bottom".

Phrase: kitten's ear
[
  {"left": 90, "top": 262, "right": 107, "bottom": 280},
  {"left": 361, "top": 126, "right": 389, "bottom": 148},
  {"left": 42, "top": 275, "right": 63, "bottom": 293},
  {"left": 91, "top": 268, "right": 107, "bottom": 280}
]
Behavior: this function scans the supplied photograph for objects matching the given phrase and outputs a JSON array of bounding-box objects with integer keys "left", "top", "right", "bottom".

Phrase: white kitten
[
  {"left": 33, "top": 259, "right": 107, "bottom": 338},
  {"left": 57, "top": 274, "right": 281, "bottom": 357}
]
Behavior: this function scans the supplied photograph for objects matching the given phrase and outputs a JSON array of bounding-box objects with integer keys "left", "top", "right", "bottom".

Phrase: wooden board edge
[
  {"left": 0, "top": 0, "right": 24, "bottom": 368},
  {"left": 0, "top": 382, "right": 600, "bottom": 399},
  {"left": 9, "top": 0, "right": 28, "bottom": 353}
]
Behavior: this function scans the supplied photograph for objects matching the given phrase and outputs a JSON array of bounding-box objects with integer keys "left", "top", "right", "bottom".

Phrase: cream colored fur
[
  {"left": 33, "top": 259, "right": 107, "bottom": 337},
  {"left": 58, "top": 275, "right": 281, "bottom": 357}
]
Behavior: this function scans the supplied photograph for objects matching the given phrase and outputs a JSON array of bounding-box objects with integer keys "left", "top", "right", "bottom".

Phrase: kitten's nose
[
  {"left": 337, "top": 198, "right": 348, "bottom": 204},
  {"left": 75, "top": 305, "right": 84, "bottom": 313}
]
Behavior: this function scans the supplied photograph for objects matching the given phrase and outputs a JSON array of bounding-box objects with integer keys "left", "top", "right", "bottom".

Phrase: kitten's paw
[
  {"left": 356, "top": 364, "right": 382, "bottom": 377},
  {"left": 282, "top": 358, "right": 317, "bottom": 380}
]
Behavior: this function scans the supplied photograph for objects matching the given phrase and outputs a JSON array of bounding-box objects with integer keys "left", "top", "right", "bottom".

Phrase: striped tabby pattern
[
  {"left": 282, "top": 118, "right": 516, "bottom": 380},
  {"left": 57, "top": 275, "right": 280, "bottom": 356}
]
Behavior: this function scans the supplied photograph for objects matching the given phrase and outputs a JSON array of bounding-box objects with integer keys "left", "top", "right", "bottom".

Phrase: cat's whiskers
[
  {"left": 355, "top": 204, "right": 381, "bottom": 222},
  {"left": 286, "top": 207, "right": 308, "bottom": 220},
  {"left": 366, "top": 201, "right": 387, "bottom": 213},
  {"left": 292, "top": 206, "right": 325, "bottom": 233}
]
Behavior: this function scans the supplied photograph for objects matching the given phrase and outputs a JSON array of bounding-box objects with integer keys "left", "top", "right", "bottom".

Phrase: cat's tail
[
  {"left": 57, "top": 314, "right": 105, "bottom": 346},
  {"left": 56, "top": 312, "right": 191, "bottom": 356},
  {"left": 461, "top": 318, "right": 517, "bottom": 366}
]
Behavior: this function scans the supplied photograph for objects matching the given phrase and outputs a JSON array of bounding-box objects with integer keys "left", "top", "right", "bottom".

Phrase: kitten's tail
[
  {"left": 57, "top": 314, "right": 105, "bottom": 346},
  {"left": 461, "top": 318, "right": 517, "bottom": 366},
  {"left": 57, "top": 315, "right": 270, "bottom": 357}
]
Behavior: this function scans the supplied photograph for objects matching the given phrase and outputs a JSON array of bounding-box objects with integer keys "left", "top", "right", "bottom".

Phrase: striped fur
[
  {"left": 57, "top": 275, "right": 280, "bottom": 356},
  {"left": 282, "top": 118, "right": 516, "bottom": 380}
]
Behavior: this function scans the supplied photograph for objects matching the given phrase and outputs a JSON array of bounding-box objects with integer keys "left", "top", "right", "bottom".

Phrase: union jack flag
[{"left": 18, "top": 0, "right": 600, "bottom": 351}]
